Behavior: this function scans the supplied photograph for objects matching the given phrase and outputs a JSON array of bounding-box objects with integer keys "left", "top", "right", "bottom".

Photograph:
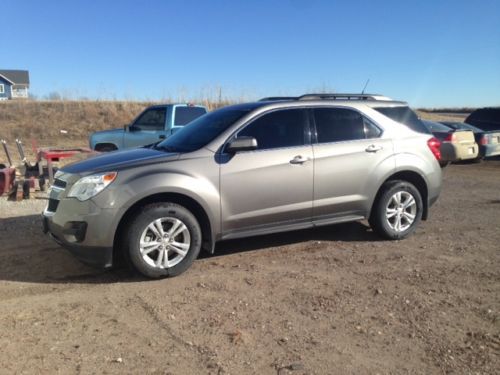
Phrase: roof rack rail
[
  {"left": 258, "top": 96, "right": 298, "bottom": 102},
  {"left": 298, "top": 93, "right": 392, "bottom": 101}
]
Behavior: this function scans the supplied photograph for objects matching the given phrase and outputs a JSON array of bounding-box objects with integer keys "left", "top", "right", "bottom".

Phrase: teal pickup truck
[{"left": 89, "top": 104, "right": 207, "bottom": 151}]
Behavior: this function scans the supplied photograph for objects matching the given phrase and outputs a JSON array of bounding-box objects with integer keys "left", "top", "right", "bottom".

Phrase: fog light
[{"left": 63, "top": 221, "right": 87, "bottom": 243}]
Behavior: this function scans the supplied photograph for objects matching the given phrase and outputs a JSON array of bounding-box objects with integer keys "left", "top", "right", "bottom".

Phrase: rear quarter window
[{"left": 374, "top": 106, "right": 430, "bottom": 134}]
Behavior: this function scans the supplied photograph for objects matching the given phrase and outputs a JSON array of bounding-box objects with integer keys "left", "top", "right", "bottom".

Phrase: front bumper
[{"left": 42, "top": 198, "right": 116, "bottom": 268}]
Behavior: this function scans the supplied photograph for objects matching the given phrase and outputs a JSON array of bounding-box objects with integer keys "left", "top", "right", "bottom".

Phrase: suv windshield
[
  {"left": 156, "top": 107, "right": 252, "bottom": 152},
  {"left": 374, "top": 106, "right": 430, "bottom": 134}
]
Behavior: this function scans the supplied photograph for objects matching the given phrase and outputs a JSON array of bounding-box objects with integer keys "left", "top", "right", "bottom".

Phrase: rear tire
[
  {"left": 125, "top": 203, "right": 202, "bottom": 278},
  {"left": 369, "top": 180, "right": 423, "bottom": 240}
]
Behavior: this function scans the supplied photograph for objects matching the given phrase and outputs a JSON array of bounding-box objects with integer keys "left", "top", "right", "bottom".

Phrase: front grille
[
  {"left": 47, "top": 198, "right": 59, "bottom": 213},
  {"left": 53, "top": 178, "right": 67, "bottom": 189}
]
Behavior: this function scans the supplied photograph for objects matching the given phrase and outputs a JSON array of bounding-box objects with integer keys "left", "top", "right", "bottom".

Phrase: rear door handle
[
  {"left": 290, "top": 155, "right": 309, "bottom": 164},
  {"left": 159, "top": 135, "right": 166, "bottom": 139},
  {"left": 365, "top": 144, "right": 383, "bottom": 153}
]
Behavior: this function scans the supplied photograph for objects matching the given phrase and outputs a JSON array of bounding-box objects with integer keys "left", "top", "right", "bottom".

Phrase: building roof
[{"left": 0, "top": 70, "right": 30, "bottom": 85}]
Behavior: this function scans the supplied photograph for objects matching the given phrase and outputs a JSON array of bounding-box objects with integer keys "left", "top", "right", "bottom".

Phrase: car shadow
[
  {"left": 0, "top": 213, "right": 378, "bottom": 284},
  {"left": 204, "top": 221, "right": 379, "bottom": 259}
]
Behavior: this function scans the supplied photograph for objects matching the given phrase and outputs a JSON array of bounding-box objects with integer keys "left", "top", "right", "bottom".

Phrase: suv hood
[{"left": 62, "top": 147, "right": 180, "bottom": 175}]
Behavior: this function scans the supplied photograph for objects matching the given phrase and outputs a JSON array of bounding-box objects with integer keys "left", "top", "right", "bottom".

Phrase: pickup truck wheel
[
  {"left": 126, "top": 203, "right": 202, "bottom": 278},
  {"left": 369, "top": 180, "right": 423, "bottom": 240}
]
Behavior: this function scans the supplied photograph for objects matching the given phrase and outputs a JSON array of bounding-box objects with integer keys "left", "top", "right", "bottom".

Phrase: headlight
[{"left": 67, "top": 172, "right": 117, "bottom": 201}]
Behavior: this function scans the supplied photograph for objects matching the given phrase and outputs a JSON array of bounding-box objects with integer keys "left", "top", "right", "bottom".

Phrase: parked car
[
  {"left": 465, "top": 107, "right": 500, "bottom": 132},
  {"left": 440, "top": 121, "right": 500, "bottom": 160},
  {"left": 43, "top": 94, "right": 443, "bottom": 279},
  {"left": 421, "top": 120, "right": 478, "bottom": 165},
  {"left": 89, "top": 104, "right": 207, "bottom": 151}
]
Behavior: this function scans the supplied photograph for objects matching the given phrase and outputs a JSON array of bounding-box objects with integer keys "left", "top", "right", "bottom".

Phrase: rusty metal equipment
[
  {"left": 0, "top": 140, "right": 16, "bottom": 196},
  {"left": 1, "top": 138, "right": 94, "bottom": 200},
  {"left": 1, "top": 139, "right": 13, "bottom": 167}
]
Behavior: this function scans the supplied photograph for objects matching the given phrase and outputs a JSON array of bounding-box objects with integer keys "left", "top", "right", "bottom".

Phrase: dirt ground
[{"left": 0, "top": 161, "right": 499, "bottom": 374}]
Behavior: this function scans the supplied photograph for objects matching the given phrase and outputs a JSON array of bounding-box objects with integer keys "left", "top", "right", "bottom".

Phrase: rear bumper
[
  {"left": 481, "top": 143, "right": 500, "bottom": 158},
  {"left": 441, "top": 143, "right": 478, "bottom": 161}
]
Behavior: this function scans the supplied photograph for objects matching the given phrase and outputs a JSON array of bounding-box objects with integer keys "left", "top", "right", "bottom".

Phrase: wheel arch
[
  {"left": 94, "top": 142, "right": 119, "bottom": 152},
  {"left": 371, "top": 170, "right": 429, "bottom": 220},
  {"left": 113, "top": 192, "right": 214, "bottom": 265}
]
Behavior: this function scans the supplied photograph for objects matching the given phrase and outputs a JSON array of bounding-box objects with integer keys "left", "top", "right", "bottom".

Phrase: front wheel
[
  {"left": 125, "top": 203, "right": 202, "bottom": 278},
  {"left": 369, "top": 180, "right": 423, "bottom": 240}
]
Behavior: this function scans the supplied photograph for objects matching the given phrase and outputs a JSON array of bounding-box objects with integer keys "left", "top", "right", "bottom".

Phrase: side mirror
[
  {"left": 226, "top": 136, "right": 258, "bottom": 153},
  {"left": 129, "top": 124, "right": 140, "bottom": 132}
]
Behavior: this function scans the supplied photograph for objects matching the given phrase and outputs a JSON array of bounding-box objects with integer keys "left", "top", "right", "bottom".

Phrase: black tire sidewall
[
  {"left": 371, "top": 181, "right": 423, "bottom": 240},
  {"left": 127, "top": 203, "right": 202, "bottom": 278}
]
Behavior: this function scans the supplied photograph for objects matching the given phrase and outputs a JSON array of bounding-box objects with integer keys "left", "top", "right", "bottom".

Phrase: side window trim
[
  {"left": 311, "top": 106, "right": 383, "bottom": 145},
  {"left": 223, "top": 107, "right": 312, "bottom": 153}
]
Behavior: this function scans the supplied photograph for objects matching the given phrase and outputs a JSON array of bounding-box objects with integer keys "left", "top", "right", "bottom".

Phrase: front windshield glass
[{"left": 156, "top": 107, "right": 252, "bottom": 152}]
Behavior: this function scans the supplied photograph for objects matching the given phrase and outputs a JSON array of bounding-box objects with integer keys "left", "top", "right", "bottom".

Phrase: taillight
[
  {"left": 427, "top": 137, "right": 441, "bottom": 161},
  {"left": 480, "top": 135, "right": 489, "bottom": 145},
  {"left": 443, "top": 132, "right": 456, "bottom": 142}
]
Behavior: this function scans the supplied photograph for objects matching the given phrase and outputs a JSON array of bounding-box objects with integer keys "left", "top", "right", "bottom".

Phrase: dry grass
[{"left": 0, "top": 100, "right": 469, "bottom": 161}]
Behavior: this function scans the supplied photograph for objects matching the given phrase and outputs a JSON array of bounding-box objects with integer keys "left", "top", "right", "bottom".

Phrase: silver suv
[{"left": 43, "top": 94, "right": 443, "bottom": 278}]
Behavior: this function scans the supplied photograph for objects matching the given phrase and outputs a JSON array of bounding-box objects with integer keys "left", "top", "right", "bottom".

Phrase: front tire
[
  {"left": 125, "top": 203, "right": 202, "bottom": 278},
  {"left": 369, "top": 180, "right": 423, "bottom": 240}
]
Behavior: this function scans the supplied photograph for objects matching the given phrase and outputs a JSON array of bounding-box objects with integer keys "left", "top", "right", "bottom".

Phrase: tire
[
  {"left": 369, "top": 180, "right": 423, "bottom": 240},
  {"left": 125, "top": 203, "right": 202, "bottom": 278}
]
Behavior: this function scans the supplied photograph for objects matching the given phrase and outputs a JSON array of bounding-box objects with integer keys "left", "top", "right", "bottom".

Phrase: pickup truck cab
[{"left": 89, "top": 104, "right": 207, "bottom": 151}]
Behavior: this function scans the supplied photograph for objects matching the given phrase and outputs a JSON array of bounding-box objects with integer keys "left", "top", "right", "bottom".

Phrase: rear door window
[
  {"left": 313, "top": 108, "right": 381, "bottom": 143},
  {"left": 237, "top": 108, "right": 308, "bottom": 150},
  {"left": 374, "top": 106, "right": 430, "bottom": 134},
  {"left": 174, "top": 106, "right": 207, "bottom": 126}
]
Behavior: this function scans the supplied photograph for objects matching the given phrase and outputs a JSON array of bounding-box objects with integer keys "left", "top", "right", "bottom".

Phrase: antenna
[{"left": 361, "top": 79, "right": 370, "bottom": 94}]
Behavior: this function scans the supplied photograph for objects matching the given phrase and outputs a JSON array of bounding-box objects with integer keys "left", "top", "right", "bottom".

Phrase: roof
[
  {"left": 0, "top": 70, "right": 30, "bottom": 85},
  {"left": 257, "top": 93, "right": 407, "bottom": 107}
]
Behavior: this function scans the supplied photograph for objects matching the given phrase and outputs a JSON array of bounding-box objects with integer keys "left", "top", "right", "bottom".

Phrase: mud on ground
[{"left": 0, "top": 161, "right": 499, "bottom": 374}]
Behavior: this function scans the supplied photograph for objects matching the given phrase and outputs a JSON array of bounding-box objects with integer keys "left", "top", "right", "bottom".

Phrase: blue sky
[{"left": 2, "top": 0, "right": 500, "bottom": 107}]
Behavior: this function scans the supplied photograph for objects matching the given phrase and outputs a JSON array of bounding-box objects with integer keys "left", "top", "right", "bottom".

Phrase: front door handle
[
  {"left": 365, "top": 144, "right": 383, "bottom": 153},
  {"left": 159, "top": 135, "right": 166, "bottom": 139},
  {"left": 290, "top": 155, "right": 309, "bottom": 165}
]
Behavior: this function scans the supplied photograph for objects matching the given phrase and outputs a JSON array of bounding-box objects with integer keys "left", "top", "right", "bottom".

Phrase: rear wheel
[
  {"left": 369, "top": 180, "right": 423, "bottom": 240},
  {"left": 125, "top": 203, "right": 202, "bottom": 278}
]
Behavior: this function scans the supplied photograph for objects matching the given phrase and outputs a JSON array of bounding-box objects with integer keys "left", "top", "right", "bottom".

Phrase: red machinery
[
  {"left": 1, "top": 139, "right": 94, "bottom": 199},
  {"left": 0, "top": 140, "right": 16, "bottom": 196}
]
